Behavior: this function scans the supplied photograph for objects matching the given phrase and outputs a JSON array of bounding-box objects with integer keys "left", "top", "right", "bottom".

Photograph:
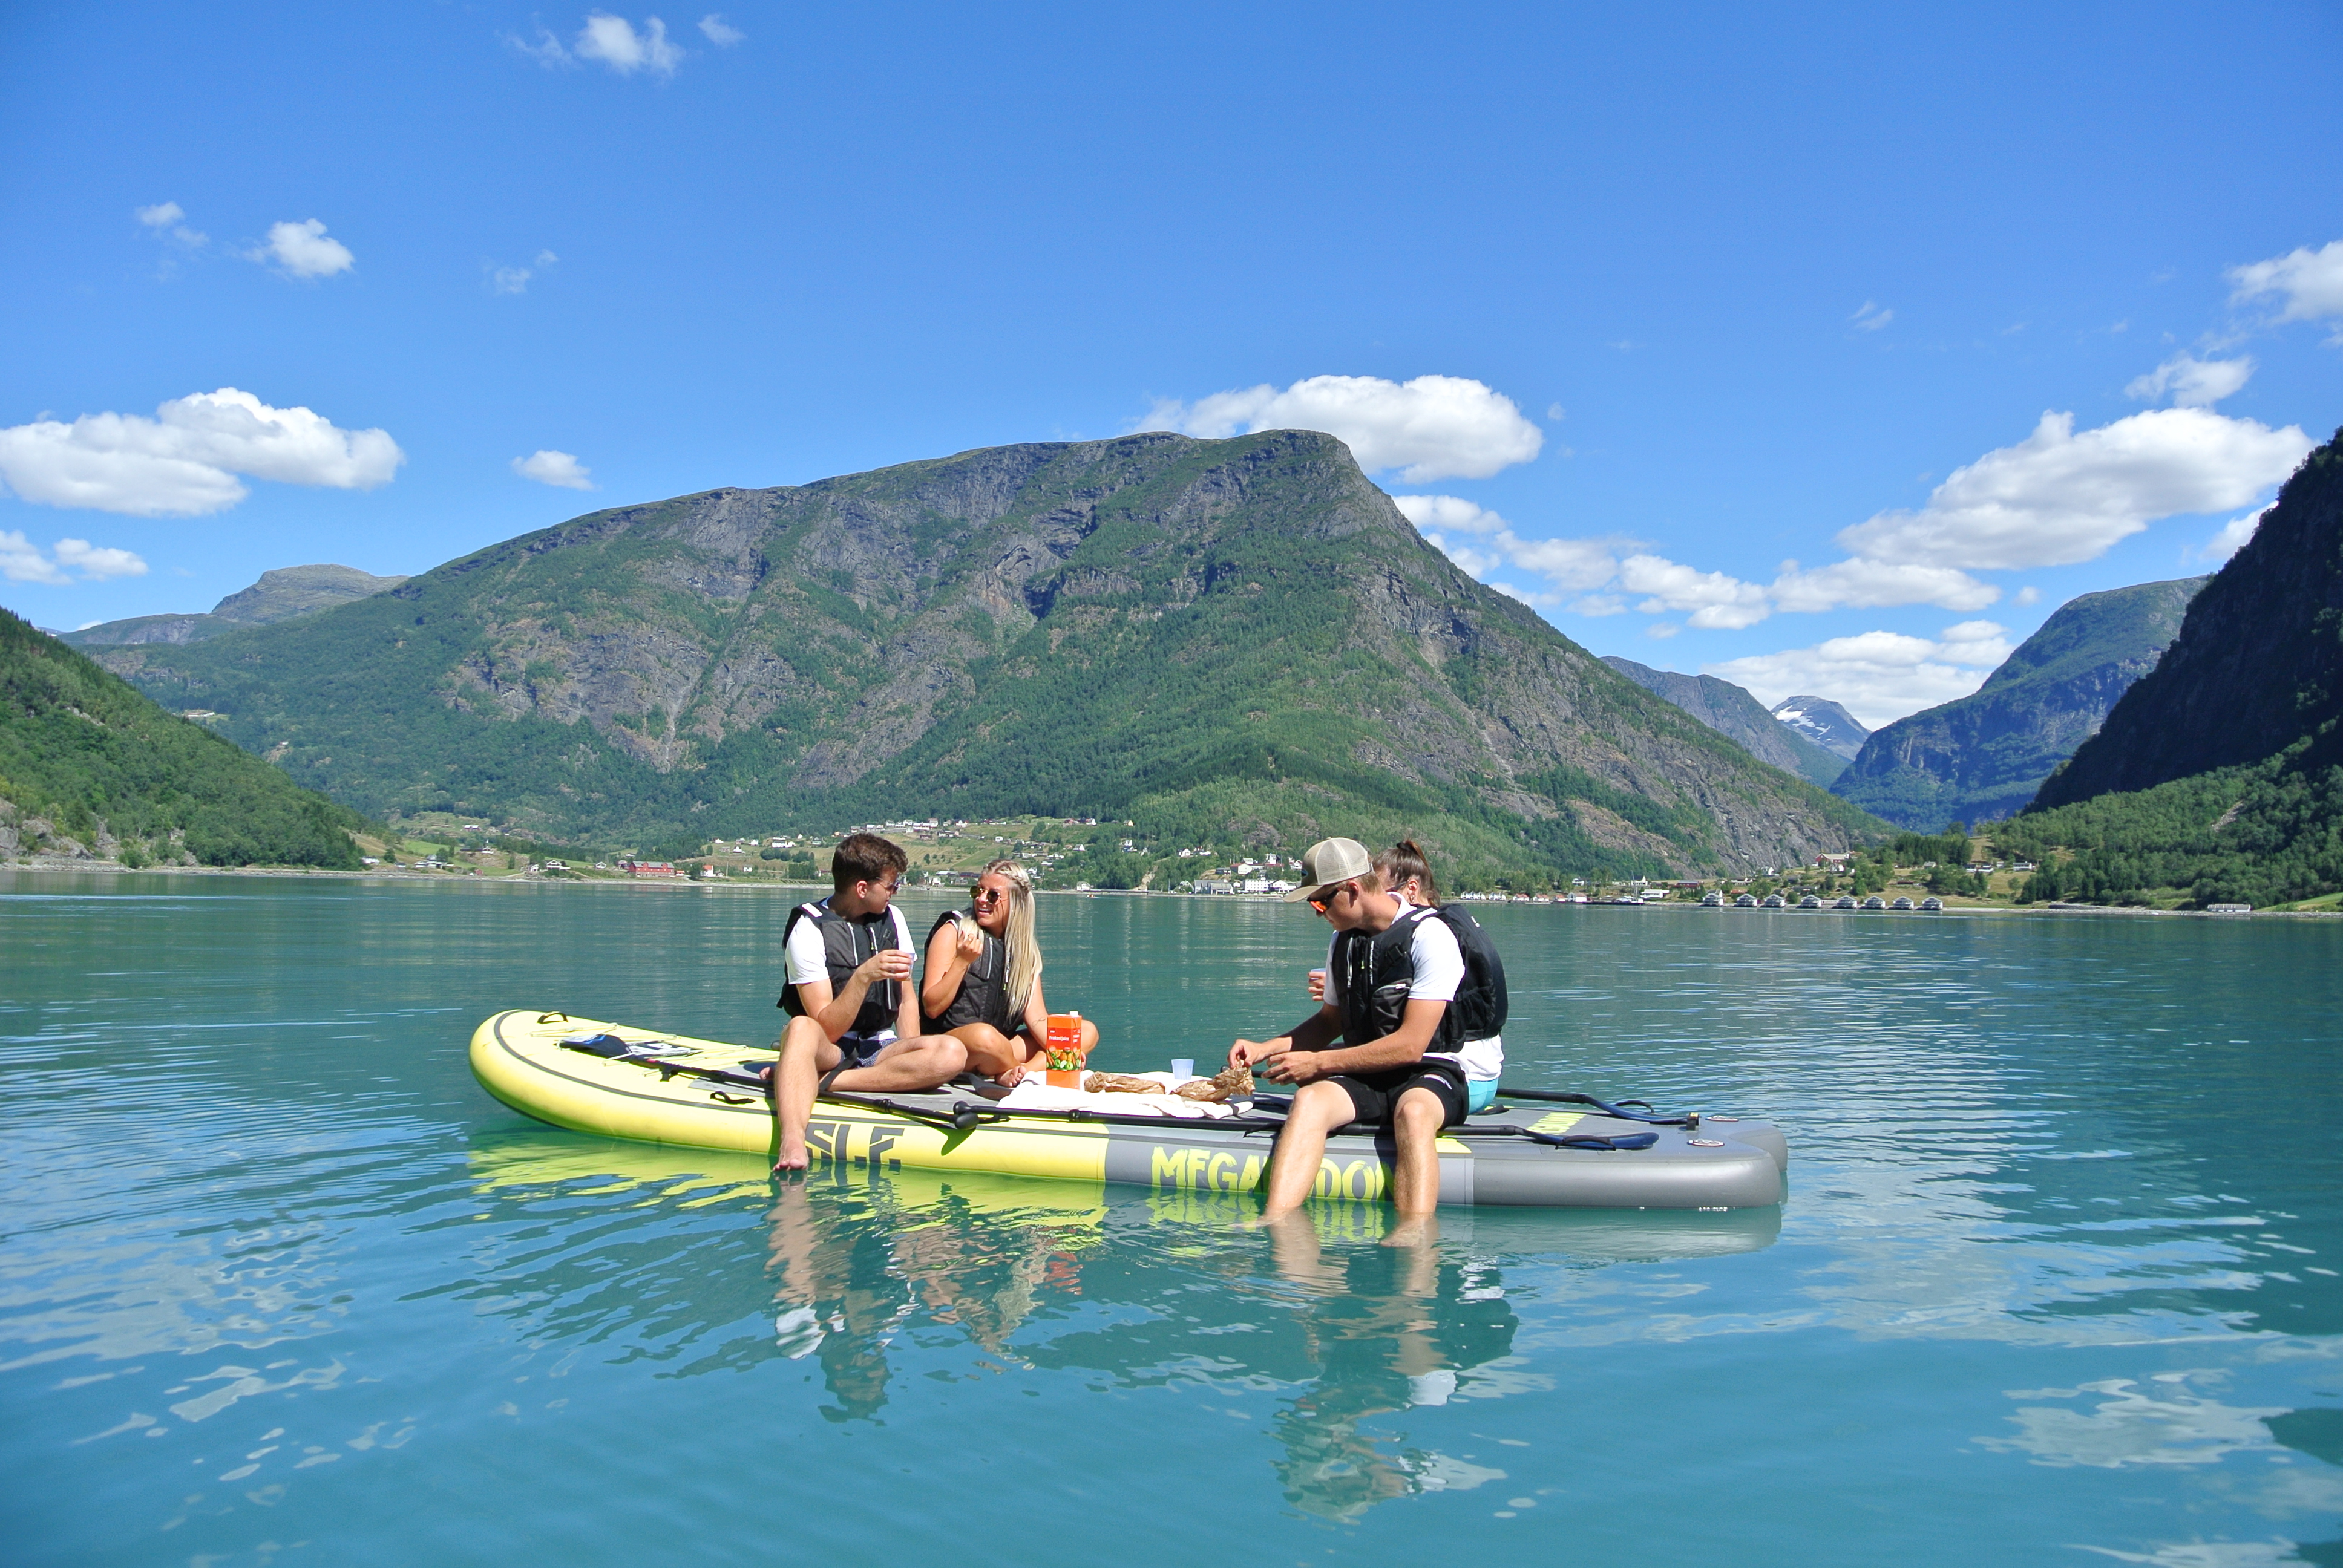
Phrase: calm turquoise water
[{"left": 5, "top": 871, "right": 2342, "bottom": 1566}]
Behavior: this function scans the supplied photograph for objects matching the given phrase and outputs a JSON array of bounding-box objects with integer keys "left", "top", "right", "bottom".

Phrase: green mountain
[
  {"left": 1, "top": 608, "right": 365, "bottom": 867},
  {"left": 1999, "top": 427, "right": 2343, "bottom": 907},
  {"left": 1601, "top": 657, "right": 1848, "bottom": 786},
  {"left": 1831, "top": 576, "right": 2207, "bottom": 831},
  {"left": 64, "top": 563, "right": 408, "bottom": 648},
  {"left": 94, "top": 431, "right": 1882, "bottom": 886}
]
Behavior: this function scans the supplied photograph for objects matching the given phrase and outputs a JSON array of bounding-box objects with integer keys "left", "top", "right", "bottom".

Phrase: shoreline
[{"left": 3, "top": 855, "right": 2336, "bottom": 918}]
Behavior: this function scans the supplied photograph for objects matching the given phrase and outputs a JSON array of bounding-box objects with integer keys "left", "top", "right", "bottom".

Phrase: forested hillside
[
  {"left": 99, "top": 431, "right": 1881, "bottom": 886},
  {"left": 1, "top": 609, "right": 365, "bottom": 867},
  {"left": 1833, "top": 577, "right": 2204, "bottom": 831},
  {"left": 1999, "top": 428, "right": 2343, "bottom": 907}
]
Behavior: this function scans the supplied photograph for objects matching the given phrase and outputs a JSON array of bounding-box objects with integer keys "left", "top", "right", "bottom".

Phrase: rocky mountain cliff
[
  {"left": 1832, "top": 576, "right": 2206, "bottom": 831},
  {"left": 1601, "top": 657, "right": 1848, "bottom": 786},
  {"left": 2036, "top": 429, "right": 2342, "bottom": 809},
  {"left": 1770, "top": 696, "right": 1869, "bottom": 760},
  {"left": 101, "top": 431, "right": 1879, "bottom": 879},
  {"left": 64, "top": 564, "right": 408, "bottom": 648},
  {"left": 1991, "top": 428, "right": 2341, "bottom": 908}
]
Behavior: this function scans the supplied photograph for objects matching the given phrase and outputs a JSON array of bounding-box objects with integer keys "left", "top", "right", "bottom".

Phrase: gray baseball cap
[{"left": 1283, "top": 837, "right": 1375, "bottom": 901}]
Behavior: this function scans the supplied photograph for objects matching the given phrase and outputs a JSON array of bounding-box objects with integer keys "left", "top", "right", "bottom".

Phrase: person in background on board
[
  {"left": 767, "top": 832, "right": 966, "bottom": 1172},
  {"left": 919, "top": 858, "right": 1099, "bottom": 1085},
  {"left": 1308, "top": 840, "right": 1509, "bottom": 1114},
  {"left": 1229, "top": 837, "right": 1471, "bottom": 1230}
]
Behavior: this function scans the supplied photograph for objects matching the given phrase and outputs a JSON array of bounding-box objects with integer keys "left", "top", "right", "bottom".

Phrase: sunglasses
[{"left": 972, "top": 887, "right": 1008, "bottom": 903}]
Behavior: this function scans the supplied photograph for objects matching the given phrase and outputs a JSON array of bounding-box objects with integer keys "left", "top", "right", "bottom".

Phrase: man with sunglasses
[
  {"left": 768, "top": 832, "right": 968, "bottom": 1172},
  {"left": 1227, "top": 837, "right": 1469, "bottom": 1221}
]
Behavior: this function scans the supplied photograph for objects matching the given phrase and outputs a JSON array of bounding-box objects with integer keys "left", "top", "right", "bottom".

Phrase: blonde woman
[{"left": 919, "top": 860, "right": 1099, "bottom": 1085}]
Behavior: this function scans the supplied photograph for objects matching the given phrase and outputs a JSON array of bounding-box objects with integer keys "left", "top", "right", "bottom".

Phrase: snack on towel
[
  {"left": 1175, "top": 1060, "right": 1254, "bottom": 1102},
  {"left": 1083, "top": 1073, "right": 1164, "bottom": 1094}
]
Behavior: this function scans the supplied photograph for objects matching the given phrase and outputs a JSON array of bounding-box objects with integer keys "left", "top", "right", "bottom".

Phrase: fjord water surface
[{"left": 5, "top": 871, "right": 2340, "bottom": 1566}]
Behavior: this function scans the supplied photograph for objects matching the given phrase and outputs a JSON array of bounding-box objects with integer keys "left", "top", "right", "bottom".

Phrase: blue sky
[{"left": 4, "top": 1, "right": 2338, "bottom": 725}]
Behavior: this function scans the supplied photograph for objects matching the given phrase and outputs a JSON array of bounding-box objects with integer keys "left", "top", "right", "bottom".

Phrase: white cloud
[
  {"left": 1142, "top": 374, "right": 1544, "bottom": 482},
  {"left": 0, "top": 388, "right": 404, "bottom": 517},
  {"left": 2013, "top": 586, "right": 2040, "bottom": 606},
  {"left": 576, "top": 13, "right": 683, "bottom": 76},
  {"left": 1396, "top": 495, "right": 1993, "bottom": 627},
  {"left": 2198, "top": 505, "right": 2268, "bottom": 563},
  {"left": 251, "top": 218, "right": 354, "bottom": 279},
  {"left": 699, "top": 13, "right": 744, "bottom": 44},
  {"left": 1391, "top": 495, "right": 1623, "bottom": 603},
  {"left": 1, "top": 532, "right": 67, "bottom": 584},
  {"left": 134, "top": 201, "right": 205, "bottom": 249},
  {"left": 1, "top": 531, "right": 148, "bottom": 585},
  {"left": 1618, "top": 554, "right": 1772, "bottom": 629},
  {"left": 1835, "top": 408, "right": 2312, "bottom": 571},
  {"left": 53, "top": 539, "right": 149, "bottom": 579},
  {"left": 510, "top": 27, "right": 573, "bottom": 65},
  {"left": 2125, "top": 352, "right": 2253, "bottom": 408},
  {"left": 491, "top": 266, "right": 532, "bottom": 295},
  {"left": 1769, "top": 557, "right": 1999, "bottom": 613},
  {"left": 2228, "top": 238, "right": 2343, "bottom": 325},
  {"left": 1850, "top": 300, "right": 1894, "bottom": 332},
  {"left": 513, "top": 449, "right": 594, "bottom": 490},
  {"left": 1706, "top": 621, "right": 2016, "bottom": 728},
  {"left": 1645, "top": 622, "right": 1680, "bottom": 640}
]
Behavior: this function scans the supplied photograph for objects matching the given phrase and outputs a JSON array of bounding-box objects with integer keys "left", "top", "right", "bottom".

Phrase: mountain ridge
[
  {"left": 1832, "top": 576, "right": 2206, "bottom": 831},
  {"left": 1771, "top": 696, "right": 1869, "bottom": 760},
  {"left": 99, "top": 431, "right": 1883, "bottom": 882},
  {"left": 1600, "top": 656, "right": 1848, "bottom": 786},
  {"left": 64, "top": 564, "right": 409, "bottom": 648},
  {"left": 1993, "top": 426, "right": 2342, "bottom": 908},
  {"left": 2, "top": 608, "right": 364, "bottom": 867}
]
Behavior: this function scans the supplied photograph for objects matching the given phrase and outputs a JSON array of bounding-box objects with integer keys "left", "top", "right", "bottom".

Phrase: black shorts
[{"left": 1328, "top": 1062, "right": 1467, "bottom": 1129}]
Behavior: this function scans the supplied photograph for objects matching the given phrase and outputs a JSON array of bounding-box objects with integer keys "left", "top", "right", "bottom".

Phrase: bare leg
[
  {"left": 1260, "top": 1080, "right": 1356, "bottom": 1218},
  {"left": 948, "top": 1022, "right": 1030, "bottom": 1084},
  {"left": 829, "top": 1034, "right": 968, "bottom": 1095},
  {"left": 771, "top": 1016, "right": 843, "bottom": 1173},
  {"left": 1386, "top": 1086, "right": 1447, "bottom": 1223},
  {"left": 1264, "top": 1208, "right": 1342, "bottom": 1292}
]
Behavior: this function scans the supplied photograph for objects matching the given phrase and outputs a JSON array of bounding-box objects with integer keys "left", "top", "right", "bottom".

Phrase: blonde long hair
[{"left": 974, "top": 859, "right": 1042, "bottom": 1013}]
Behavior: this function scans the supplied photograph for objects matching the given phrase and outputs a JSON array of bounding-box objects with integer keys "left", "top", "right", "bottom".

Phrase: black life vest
[
  {"left": 1331, "top": 905, "right": 1465, "bottom": 1058},
  {"left": 1430, "top": 904, "right": 1509, "bottom": 1040},
  {"left": 920, "top": 910, "right": 1018, "bottom": 1034},
  {"left": 777, "top": 898, "right": 902, "bottom": 1038}
]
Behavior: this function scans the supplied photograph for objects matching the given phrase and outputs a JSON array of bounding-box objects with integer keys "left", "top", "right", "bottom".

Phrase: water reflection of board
[{"left": 468, "top": 1009, "right": 1789, "bottom": 1210}]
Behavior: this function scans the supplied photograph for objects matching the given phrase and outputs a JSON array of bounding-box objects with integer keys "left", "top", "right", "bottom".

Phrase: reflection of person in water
[
  {"left": 766, "top": 1181, "right": 917, "bottom": 1420},
  {"left": 1264, "top": 1218, "right": 1519, "bottom": 1523},
  {"left": 765, "top": 1180, "right": 1092, "bottom": 1417}
]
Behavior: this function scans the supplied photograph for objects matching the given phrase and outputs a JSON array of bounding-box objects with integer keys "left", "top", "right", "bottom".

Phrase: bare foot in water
[
  {"left": 772, "top": 1148, "right": 808, "bottom": 1175},
  {"left": 1381, "top": 1215, "right": 1439, "bottom": 1249}
]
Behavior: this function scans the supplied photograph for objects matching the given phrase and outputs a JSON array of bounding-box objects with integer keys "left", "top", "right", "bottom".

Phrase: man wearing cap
[{"left": 1228, "top": 837, "right": 1470, "bottom": 1220}]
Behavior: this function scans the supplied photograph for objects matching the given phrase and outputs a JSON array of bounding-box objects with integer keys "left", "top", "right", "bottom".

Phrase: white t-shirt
[
  {"left": 785, "top": 903, "right": 915, "bottom": 1041},
  {"left": 1328, "top": 904, "right": 1502, "bottom": 1082}
]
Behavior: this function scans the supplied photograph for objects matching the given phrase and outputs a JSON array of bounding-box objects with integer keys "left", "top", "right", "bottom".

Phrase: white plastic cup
[{"left": 1171, "top": 1057, "right": 1196, "bottom": 1080}]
